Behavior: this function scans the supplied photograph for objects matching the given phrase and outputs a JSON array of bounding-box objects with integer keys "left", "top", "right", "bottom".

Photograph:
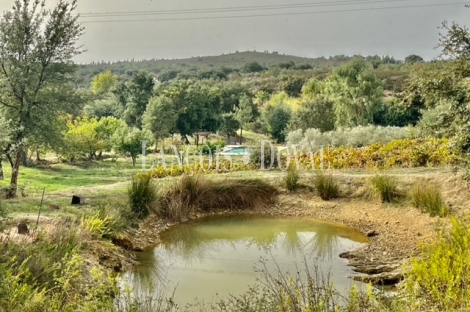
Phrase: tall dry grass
[{"left": 158, "top": 175, "right": 278, "bottom": 221}]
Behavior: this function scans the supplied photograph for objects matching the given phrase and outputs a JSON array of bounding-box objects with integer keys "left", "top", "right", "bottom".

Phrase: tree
[
  {"left": 279, "top": 76, "right": 306, "bottom": 97},
  {"left": 403, "top": 20, "right": 470, "bottom": 168},
  {"left": 404, "top": 54, "right": 424, "bottom": 64},
  {"left": 112, "top": 126, "right": 153, "bottom": 167},
  {"left": 289, "top": 97, "right": 335, "bottom": 132},
  {"left": 0, "top": 116, "right": 12, "bottom": 180},
  {"left": 264, "top": 103, "right": 292, "bottom": 143},
  {"left": 91, "top": 70, "right": 118, "bottom": 95},
  {"left": 242, "top": 61, "right": 265, "bottom": 73},
  {"left": 219, "top": 113, "right": 240, "bottom": 141},
  {"left": 162, "top": 80, "right": 223, "bottom": 140},
  {"left": 0, "top": 0, "right": 84, "bottom": 198},
  {"left": 84, "top": 93, "right": 123, "bottom": 119},
  {"left": 325, "top": 58, "right": 383, "bottom": 128},
  {"left": 142, "top": 95, "right": 177, "bottom": 147},
  {"left": 123, "top": 72, "right": 155, "bottom": 129},
  {"left": 235, "top": 94, "right": 253, "bottom": 144},
  {"left": 62, "top": 116, "right": 124, "bottom": 161}
]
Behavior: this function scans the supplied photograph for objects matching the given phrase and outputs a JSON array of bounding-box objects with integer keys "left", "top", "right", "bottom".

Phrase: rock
[
  {"left": 366, "top": 230, "right": 378, "bottom": 237},
  {"left": 112, "top": 237, "right": 134, "bottom": 250},
  {"left": 17, "top": 222, "right": 29, "bottom": 235},
  {"left": 353, "top": 264, "right": 399, "bottom": 275},
  {"left": 339, "top": 251, "right": 356, "bottom": 259},
  {"left": 351, "top": 271, "right": 404, "bottom": 286}
]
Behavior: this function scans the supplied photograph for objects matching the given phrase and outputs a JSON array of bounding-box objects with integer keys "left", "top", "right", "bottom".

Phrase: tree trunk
[
  {"left": 239, "top": 127, "right": 243, "bottom": 145},
  {"left": 6, "top": 153, "right": 13, "bottom": 167},
  {"left": 0, "top": 158, "right": 4, "bottom": 180},
  {"left": 131, "top": 155, "right": 136, "bottom": 167},
  {"left": 21, "top": 150, "right": 28, "bottom": 167},
  {"left": 7, "top": 148, "right": 22, "bottom": 199},
  {"left": 36, "top": 151, "right": 41, "bottom": 161}
]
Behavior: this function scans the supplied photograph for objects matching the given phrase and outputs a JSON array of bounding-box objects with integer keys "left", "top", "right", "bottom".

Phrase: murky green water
[{"left": 121, "top": 214, "right": 369, "bottom": 308}]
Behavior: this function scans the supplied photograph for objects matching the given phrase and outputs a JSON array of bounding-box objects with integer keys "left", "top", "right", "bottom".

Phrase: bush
[
  {"left": 405, "top": 217, "right": 470, "bottom": 310},
  {"left": 410, "top": 183, "right": 449, "bottom": 217},
  {"left": 159, "top": 175, "right": 278, "bottom": 221},
  {"left": 249, "top": 141, "right": 279, "bottom": 169},
  {"left": 129, "top": 173, "right": 158, "bottom": 219},
  {"left": 370, "top": 174, "right": 400, "bottom": 202},
  {"left": 312, "top": 172, "right": 340, "bottom": 200},
  {"left": 285, "top": 167, "right": 300, "bottom": 192},
  {"left": 197, "top": 140, "right": 226, "bottom": 155}
]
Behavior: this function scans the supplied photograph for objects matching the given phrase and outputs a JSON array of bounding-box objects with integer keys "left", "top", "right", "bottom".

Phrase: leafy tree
[
  {"left": 264, "top": 103, "right": 292, "bottom": 143},
  {"left": 0, "top": 0, "right": 83, "bottom": 198},
  {"left": 112, "top": 126, "right": 153, "bottom": 167},
  {"left": 217, "top": 81, "right": 251, "bottom": 113},
  {"left": 242, "top": 61, "right": 265, "bottom": 73},
  {"left": 405, "top": 20, "right": 470, "bottom": 168},
  {"left": 62, "top": 117, "right": 124, "bottom": 160},
  {"left": 142, "top": 95, "right": 177, "bottom": 147},
  {"left": 235, "top": 94, "right": 254, "bottom": 144},
  {"left": 289, "top": 97, "right": 335, "bottom": 132},
  {"left": 373, "top": 98, "right": 422, "bottom": 127},
  {"left": 162, "top": 80, "right": 223, "bottom": 140},
  {"left": 279, "top": 76, "right": 306, "bottom": 97},
  {"left": 404, "top": 54, "right": 424, "bottom": 64},
  {"left": 84, "top": 93, "right": 123, "bottom": 118},
  {"left": 325, "top": 58, "right": 383, "bottom": 128},
  {"left": 219, "top": 113, "right": 240, "bottom": 141},
  {"left": 123, "top": 72, "right": 155, "bottom": 128},
  {"left": 91, "top": 70, "right": 118, "bottom": 95}
]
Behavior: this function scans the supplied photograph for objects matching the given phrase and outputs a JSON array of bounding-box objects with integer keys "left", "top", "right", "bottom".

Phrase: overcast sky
[{"left": 1, "top": 0, "right": 468, "bottom": 63}]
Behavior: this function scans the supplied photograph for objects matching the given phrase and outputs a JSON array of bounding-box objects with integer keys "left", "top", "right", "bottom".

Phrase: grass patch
[
  {"left": 370, "top": 174, "right": 400, "bottom": 203},
  {"left": 410, "top": 183, "right": 449, "bottom": 217},
  {"left": 159, "top": 175, "right": 278, "bottom": 221},
  {"left": 312, "top": 172, "right": 340, "bottom": 200},
  {"left": 129, "top": 173, "right": 158, "bottom": 219},
  {"left": 285, "top": 168, "right": 300, "bottom": 192}
]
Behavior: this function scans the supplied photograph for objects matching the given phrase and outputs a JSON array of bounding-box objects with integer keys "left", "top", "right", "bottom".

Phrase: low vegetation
[
  {"left": 285, "top": 167, "right": 300, "bottom": 192},
  {"left": 158, "top": 175, "right": 278, "bottom": 221},
  {"left": 370, "top": 174, "right": 400, "bottom": 203},
  {"left": 410, "top": 183, "right": 449, "bottom": 217},
  {"left": 405, "top": 217, "right": 470, "bottom": 311},
  {"left": 312, "top": 172, "right": 340, "bottom": 200},
  {"left": 129, "top": 173, "right": 159, "bottom": 219}
]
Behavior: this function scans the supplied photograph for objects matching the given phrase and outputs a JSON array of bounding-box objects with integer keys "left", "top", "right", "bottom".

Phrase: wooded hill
[{"left": 74, "top": 51, "right": 404, "bottom": 88}]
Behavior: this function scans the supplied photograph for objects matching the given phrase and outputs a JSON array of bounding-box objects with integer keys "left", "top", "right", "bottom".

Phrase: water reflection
[
  {"left": 158, "top": 214, "right": 368, "bottom": 260},
  {"left": 123, "top": 214, "right": 369, "bottom": 307}
]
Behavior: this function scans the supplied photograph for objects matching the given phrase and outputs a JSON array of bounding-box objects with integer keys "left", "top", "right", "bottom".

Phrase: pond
[{"left": 120, "top": 214, "right": 370, "bottom": 308}]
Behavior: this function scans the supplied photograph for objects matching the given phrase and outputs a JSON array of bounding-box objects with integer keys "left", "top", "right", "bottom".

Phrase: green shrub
[
  {"left": 285, "top": 168, "right": 300, "bottom": 192},
  {"left": 410, "top": 183, "right": 449, "bottom": 217},
  {"left": 159, "top": 175, "right": 278, "bottom": 221},
  {"left": 312, "top": 172, "right": 340, "bottom": 200},
  {"left": 370, "top": 174, "right": 400, "bottom": 203},
  {"left": 405, "top": 217, "right": 470, "bottom": 310},
  {"left": 129, "top": 172, "right": 158, "bottom": 219}
]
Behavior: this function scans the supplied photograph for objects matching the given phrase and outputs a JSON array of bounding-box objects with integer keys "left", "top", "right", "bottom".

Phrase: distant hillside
[{"left": 74, "top": 51, "right": 402, "bottom": 87}]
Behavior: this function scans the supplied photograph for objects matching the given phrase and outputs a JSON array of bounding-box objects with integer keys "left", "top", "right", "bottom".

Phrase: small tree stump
[
  {"left": 49, "top": 204, "right": 60, "bottom": 210},
  {"left": 71, "top": 195, "right": 85, "bottom": 205},
  {"left": 17, "top": 222, "right": 29, "bottom": 235}
]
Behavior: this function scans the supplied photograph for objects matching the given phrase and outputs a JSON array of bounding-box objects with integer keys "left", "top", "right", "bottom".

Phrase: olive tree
[{"left": 0, "top": 0, "right": 84, "bottom": 197}]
